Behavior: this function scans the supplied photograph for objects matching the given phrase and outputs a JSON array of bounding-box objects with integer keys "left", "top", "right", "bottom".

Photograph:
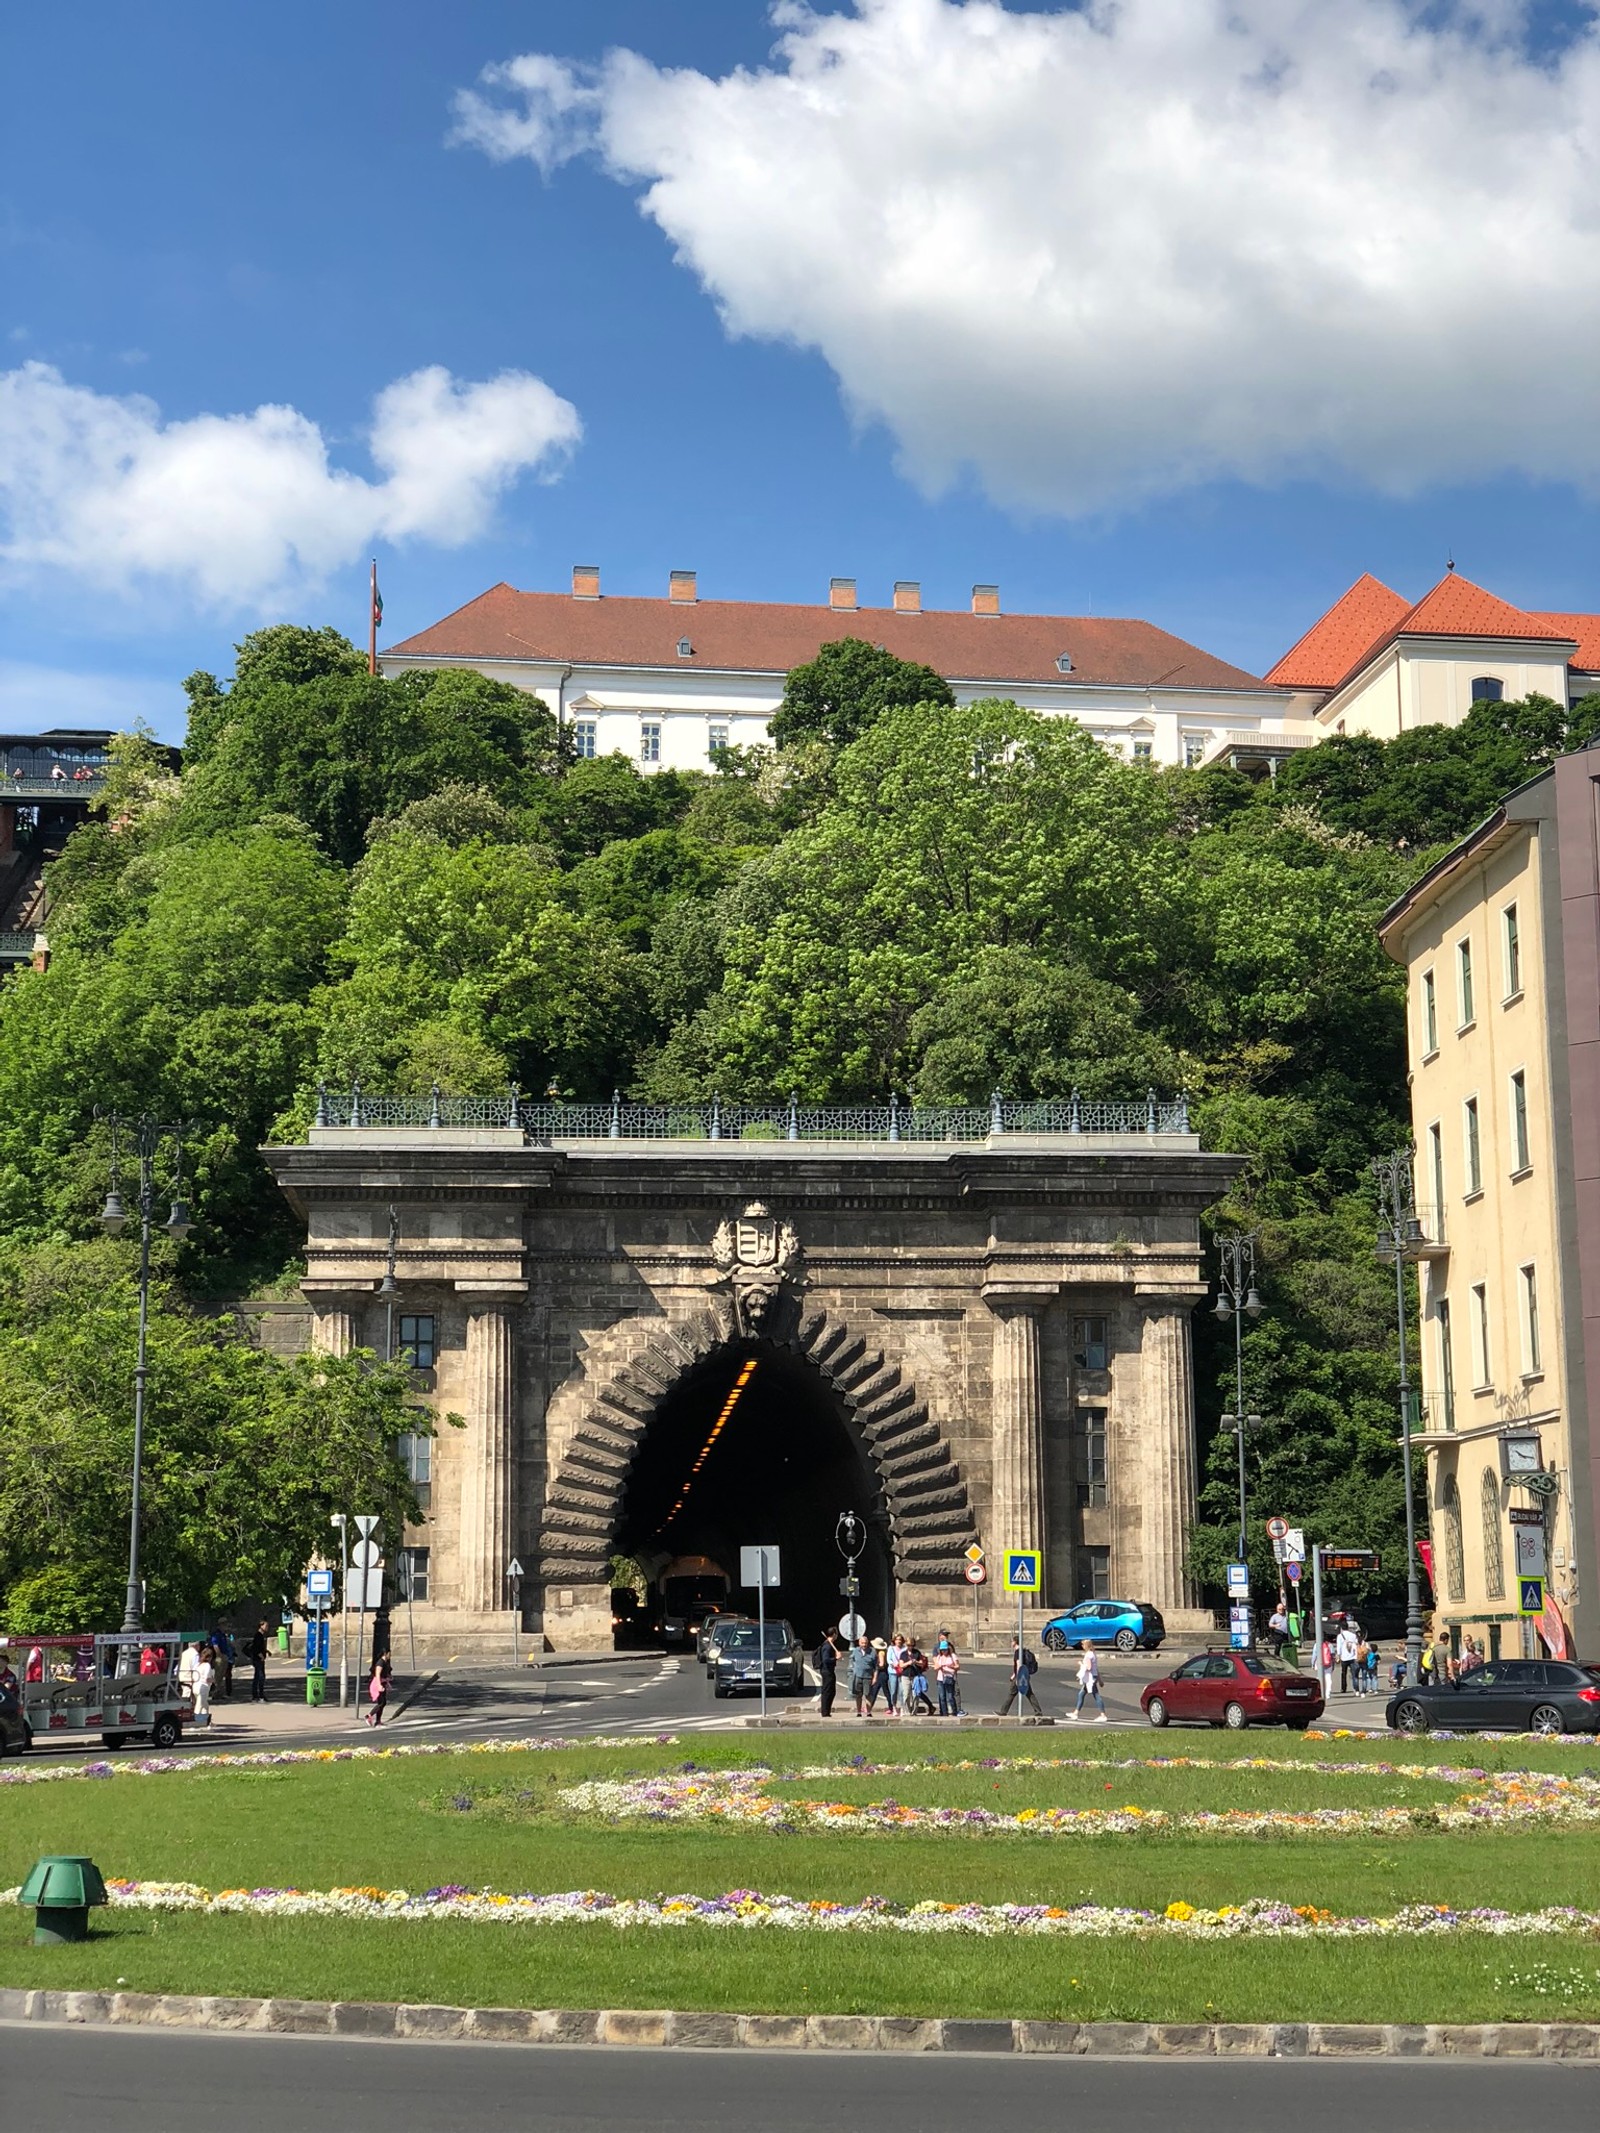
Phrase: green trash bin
[
  {"left": 21, "top": 1856, "right": 108, "bottom": 1945},
  {"left": 277, "top": 1625, "right": 290, "bottom": 1656},
  {"left": 305, "top": 1667, "right": 326, "bottom": 1708}
]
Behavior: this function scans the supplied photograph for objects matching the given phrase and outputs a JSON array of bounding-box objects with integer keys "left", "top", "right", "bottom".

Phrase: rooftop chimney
[
  {"left": 829, "top": 577, "right": 857, "bottom": 611},
  {"left": 893, "top": 581, "right": 921, "bottom": 613},
  {"left": 669, "top": 569, "right": 697, "bottom": 603},
  {"left": 971, "top": 584, "right": 1000, "bottom": 617},
  {"left": 572, "top": 564, "right": 600, "bottom": 600}
]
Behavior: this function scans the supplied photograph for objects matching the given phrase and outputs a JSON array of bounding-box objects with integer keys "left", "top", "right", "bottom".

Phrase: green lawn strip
[{"left": 3, "top": 1907, "right": 1598, "bottom": 2025}]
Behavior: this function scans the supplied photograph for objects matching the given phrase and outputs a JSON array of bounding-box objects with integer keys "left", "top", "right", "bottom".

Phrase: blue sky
[{"left": 3, "top": 1, "right": 1598, "bottom": 743}]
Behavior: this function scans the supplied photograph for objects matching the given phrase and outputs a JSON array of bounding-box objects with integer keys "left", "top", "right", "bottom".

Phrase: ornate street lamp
[
  {"left": 1214, "top": 1232, "right": 1264, "bottom": 1640},
  {"left": 97, "top": 1112, "right": 191, "bottom": 1637},
  {"left": 1373, "top": 1146, "right": 1427, "bottom": 1689}
]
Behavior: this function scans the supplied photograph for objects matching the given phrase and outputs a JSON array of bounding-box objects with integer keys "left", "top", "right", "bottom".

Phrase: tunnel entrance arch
[{"left": 539, "top": 1299, "right": 979, "bottom": 1641}]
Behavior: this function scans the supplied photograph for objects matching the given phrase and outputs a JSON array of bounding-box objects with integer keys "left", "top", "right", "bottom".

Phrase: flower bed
[
  {"left": 9, "top": 1877, "right": 1600, "bottom": 1942},
  {"left": 0, "top": 1734, "right": 677, "bottom": 1789},
  {"left": 554, "top": 1760, "right": 1600, "bottom": 1838}
]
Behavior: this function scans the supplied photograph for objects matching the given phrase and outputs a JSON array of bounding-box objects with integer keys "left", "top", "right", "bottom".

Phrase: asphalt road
[{"left": 7, "top": 2028, "right": 1593, "bottom": 2132}]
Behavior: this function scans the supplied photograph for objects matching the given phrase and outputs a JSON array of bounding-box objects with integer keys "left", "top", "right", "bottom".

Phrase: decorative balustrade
[{"left": 312, "top": 1086, "right": 1191, "bottom": 1142}]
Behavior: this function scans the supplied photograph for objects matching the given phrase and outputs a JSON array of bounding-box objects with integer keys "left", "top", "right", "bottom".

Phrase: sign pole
[
  {"left": 338, "top": 1519, "right": 349, "bottom": 1710},
  {"left": 758, "top": 1549, "right": 768, "bottom": 1724},
  {"left": 1016, "top": 1586, "right": 1024, "bottom": 1728},
  {"left": 1311, "top": 1545, "right": 1325, "bottom": 1697},
  {"left": 972, "top": 1565, "right": 979, "bottom": 1653}
]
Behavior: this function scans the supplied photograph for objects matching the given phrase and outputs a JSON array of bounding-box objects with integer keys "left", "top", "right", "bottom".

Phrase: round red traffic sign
[
  {"left": 964, "top": 1562, "right": 987, "bottom": 1584},
  {"left": 1265, "top": 1516, "right": 1288, "bottom": 1540}
]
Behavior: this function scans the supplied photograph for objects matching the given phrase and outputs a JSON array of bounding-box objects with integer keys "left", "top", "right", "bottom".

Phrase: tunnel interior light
[{"left": 654, "top": 1359, "right": 759, "bottom": 1537}]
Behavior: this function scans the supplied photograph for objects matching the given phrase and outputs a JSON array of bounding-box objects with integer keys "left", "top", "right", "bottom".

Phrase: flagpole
[{"left": 368, "top": 559, "right": 378, "bottom": 676}]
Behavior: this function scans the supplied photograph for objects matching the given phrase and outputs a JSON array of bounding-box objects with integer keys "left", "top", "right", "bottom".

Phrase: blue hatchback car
[{"left": 1042, "top": 1600, "right": 1165, "bottom": 1654}]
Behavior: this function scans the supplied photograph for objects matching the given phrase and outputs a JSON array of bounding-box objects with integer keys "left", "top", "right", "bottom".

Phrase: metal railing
[
  {"left": 2, "top": 775, "right": 107, "bottom": 802},
  {"left": 0, "top": 931, "right": 37, "bottom": 961},
  {"left": 313, "top": 1085, "right": 1192, "bottom": 1142}
]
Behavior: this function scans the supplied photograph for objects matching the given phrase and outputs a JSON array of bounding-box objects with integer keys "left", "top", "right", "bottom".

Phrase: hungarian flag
[{"left": 370, "top": 562, "right": 383, "bottom": 629}]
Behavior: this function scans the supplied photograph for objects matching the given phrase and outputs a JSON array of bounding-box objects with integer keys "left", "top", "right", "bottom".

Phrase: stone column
[
  {"left": 458, "top": 1303, "right": 515, "bottom": 1615},
  {"left": 310, "top": 1308, "right": 356, "bottom": 1357},
  {"left": 1137, "top": 1299, "right": 1202, "bottom": 1616},
  {"left": 986, "top": 1290, "right": 1050, "bottom": 1581}
]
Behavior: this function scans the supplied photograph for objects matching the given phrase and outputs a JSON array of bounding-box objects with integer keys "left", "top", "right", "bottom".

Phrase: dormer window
[
  {"left": 1056, "top": 653, "right": 1074, "bottom": 674},
  {"left": 1471, "top": 676, "right": 1504, "bottom": 704},
  {"left": 677, "top": 637, "right": 694, "bottom": 658}
]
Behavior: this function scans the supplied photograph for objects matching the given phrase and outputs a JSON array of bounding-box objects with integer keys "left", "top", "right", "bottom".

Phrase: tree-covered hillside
[{"left": 3, "top": 620, "right": 1594, "bottom": 1617}]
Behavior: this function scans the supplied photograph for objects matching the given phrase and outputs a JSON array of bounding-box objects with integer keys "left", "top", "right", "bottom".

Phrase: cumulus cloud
[
  {"left": 0, "top": 361, "right": 581, "bottom": 609},
  {"left": 452, "top": 0, "right": 1600, "bottom": 514}
]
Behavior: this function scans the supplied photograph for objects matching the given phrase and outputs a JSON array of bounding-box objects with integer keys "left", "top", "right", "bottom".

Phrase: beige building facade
[
  {"left": 1380, "top": 755, "right": 1600, "bottom": 1660},
  {"left": 266, "top": 1100, "right": 1234, "bottom": 1651}
]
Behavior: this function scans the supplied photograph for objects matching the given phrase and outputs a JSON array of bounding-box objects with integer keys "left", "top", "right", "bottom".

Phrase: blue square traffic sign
[{"left": 1002, "top": 1550, "right": 1042, "bottom": 1593}]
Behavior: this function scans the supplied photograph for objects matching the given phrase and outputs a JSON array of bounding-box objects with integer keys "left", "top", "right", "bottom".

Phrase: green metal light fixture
[{"left": 20, "top": 1855, "right": 108, "bottom": 1944}]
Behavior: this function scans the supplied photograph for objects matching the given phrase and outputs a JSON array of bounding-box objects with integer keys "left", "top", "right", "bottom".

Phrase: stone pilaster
[
  {"left": 309, "top": 1308, "right": 356, "bottom": 1357},
  {"left": 985, "top": 1289, "right": 1051, "bottom": 1592},
  {"left": 1136, "top": 1298, "right": 1203, "bottom": 1618},
  {"left": 458, "top": 1303, "right": 515, "bottom": 1615}
]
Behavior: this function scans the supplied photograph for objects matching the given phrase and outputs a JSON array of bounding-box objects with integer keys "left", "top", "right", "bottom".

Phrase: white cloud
[
  {"left": 0, "top": 361, "right": 581, "bottom": 610},
  {"left": 453, "top": 0, "right": 1600, "bottom": 515}
]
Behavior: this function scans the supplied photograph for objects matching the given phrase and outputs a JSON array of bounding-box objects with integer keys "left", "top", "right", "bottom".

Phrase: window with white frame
[
  {"left": 1437, "top": 1298, "right": 1456, "bottom": 1429},
  {"left": 1463, "top": 1097, "right": 1482, "bottom": 1195},
  {"left": 707, "top": 723, "right": 729, "bottom": 757},
  {"left": 640, "top": 721, "right": 662, "bottom": 764},
  {"left": 398, "top": 1430, "right": 431, "bottom": 1509},
  {"left": 573, "top": 719, "right": 597, "bottom": 760},
  {"left": 1471, "top": 1283, "right": 1491, "bottom": 1389},
  {"left": 1183, "top": 734, "right": 1207, "bottom": 768},
  {"left": 1509, "top": 1070, "right": 1530, "bottom": 1173},
  {"left": 1503, "top": 903, "right": 1522, "bottom": 996},
  {"left": 1428, "top": 1121, "right": 1444, "bottom": 1227},
  {"left": 1132, "top": 739, "right": 1153, "bottom": 761},
  {"left": 1421, "top": 970, "right": 1438, "bottom": 1055},
  {"left": 1457, "top": 938, "right": 1475, "bottom": 1027},
  {"left": 1520, "top": 1263, "right": 1542, "bottom": 1375}
]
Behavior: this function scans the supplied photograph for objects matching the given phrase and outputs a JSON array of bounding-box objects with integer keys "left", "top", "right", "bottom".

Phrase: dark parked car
[
  {"left": 1043, "top": 1600, "right": 1165, "bottom": 1654},
  {"left": 1387, "top": 1659, "right": 1600, "bottom": 1735},
  {"left": 0, "top": 1684, "right": 31, "bottom": 1756},
  {"left": 712, "top": 1620, "right": 805, "bottom": 1699},
  {"left": 1141, "top": 1649, "right": 1325, "bottom": 1730}
]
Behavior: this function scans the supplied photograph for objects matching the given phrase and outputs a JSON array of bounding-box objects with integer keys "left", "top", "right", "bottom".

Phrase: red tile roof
[
  {"left": 1263, "top": 574, "right": 1410, "bottom": 689},
  {"left": 385, "top": 583, "right": 1270, "bottom": 693},
  {"left": 1267, "top": 571, "right": 1593, "bottom": 694}
]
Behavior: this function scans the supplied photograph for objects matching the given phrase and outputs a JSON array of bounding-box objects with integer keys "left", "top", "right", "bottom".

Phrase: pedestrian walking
[
  {"left": 1334, "top": 1622, "right": 1359, "bottom": 1694},
  {"left": 934, "top": 1643, "right": 961, "bottom": 1717},
  {"left": 364, "top": 1656, "right": 388, "bottom": 1727},
  {"left": 178, "top": 1640, "right": 202, "bottom": 1699},
  {"left": 1070, "top": 1640, "right": 1107, "bottom": 1722},
  {"left": 192, "top": 1647, "right": 214, "bottom": 1722},
  {"left": 886, "top": 1633, "right": 909, "bottom": 1715},
  {"left": 847, "top": 1635, "right": 875, "bottom": 1717},
  {"left": 813, "top": 1630, "right": 841, "bottom": 1718},
  {"left": 866, "top": 1638, "right": 893, "bottom": 1714},
  {"left": 996, "top": 1640, "right": 1043, "bottom": 1719},
  {"left": 245, "top": 1620, "right": 270, "bottom": 1703},
  {"left": 1265, "top": 1601, "right": 1289, "bottom": 1657}
]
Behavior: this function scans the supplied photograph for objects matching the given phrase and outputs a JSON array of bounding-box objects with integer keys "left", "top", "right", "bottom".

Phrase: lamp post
[
  {"left": 1373, "top": 1147, "right": 1427, "bottom": 1690},
  {"left": 378, "top": 1204, "right": 398, "bottom": 1365},
  {"left": 97, "top": 1114, "right": 191, "bottom": 1637},
  {"left": 1214, "top": 1232, "right": 1264, "bottom": 1642}
]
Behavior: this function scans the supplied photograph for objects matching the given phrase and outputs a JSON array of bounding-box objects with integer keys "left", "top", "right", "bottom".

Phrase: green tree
[{"left": 769, "top": 636, "right": 955, "bottom": 751}]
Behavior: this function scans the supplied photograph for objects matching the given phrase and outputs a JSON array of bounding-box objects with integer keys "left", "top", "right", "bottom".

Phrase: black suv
[{"left": 1387, "top": 1658, "right": 1600, "bottom": 1735}]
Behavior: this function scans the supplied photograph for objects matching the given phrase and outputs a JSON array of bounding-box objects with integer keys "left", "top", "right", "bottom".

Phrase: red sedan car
[{"left": 1141, "top": 1649, "right": 1325, "bottom": 1731}]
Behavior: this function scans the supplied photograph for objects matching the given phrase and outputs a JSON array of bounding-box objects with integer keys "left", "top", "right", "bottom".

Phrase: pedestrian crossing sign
[
  {"left": 1518, "top": 1575, "right": 1545, "bottom": 1617},
  {"left": 1003, "top": 1550, "right": 1042, "bottom": 1593}
]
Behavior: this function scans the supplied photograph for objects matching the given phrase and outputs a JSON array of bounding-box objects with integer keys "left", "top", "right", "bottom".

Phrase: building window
[
  {"left": 1510, "top": 1070, "right": 1530, "bottom": 1173},
  {"left": 676, "top": 637, "right": 693, "bottom": 658},
  {"left": 1471, "top": 676, "right": 1505, "bottom": 704},
  {"left": 1132, "top": 739, "right": 1153, "bottom": 761},
  {"left": 1471, "top": 1283, "right": 1491, "bottom": 1389},
  {"left": 1074, "top": 1407, "right": 1108, "bottom": 1507},
  {"left": 573, "top": 720, "right": 597, "bottom": 760},
  {"left": 398, "top": 1432, "right": 431, "bottom": 1511},
  {"left": 1437, "top": 1298, "right": 1456, "bottom": 1429},
  {"left": 398, "top": 1547, "right": 430, "bottom": 1603},
  {"left": 1463, "top": 1097, "right": 1482, "bottom": 1196},
  {"left": 1520, "top": 1263, "right": 1542, "bottom": 1374},
  {"left": 1056, "top": 652, "right": 1074, "bottom": 674},
  {"left": 1183, "top": 734, "right": 1207, "bottom": 768},
  {"left": 1481, "top": 1468, "right": 1505, "bottom": 1599},
  {"left": 1457, "top": 939, "right": 1475, "bottom": 1027},
  {"left": 707, "top": 723, "right": 729, "bottom": 757},
  {"left": 397, "top": 1314, "right": 435, "bottom": 1369},
  {"left": 1427, "top": 1121, "right": 1444, "bottom": 1226},
  {"left": 1073, "top": 1316, "right": 1109, "bottom": 1370},
  {"left": 1440, "top": 1472, "right": 1465, "bottom": 1603},
  {"left": 1421, "top": 970, "right": 1438, "bottom": 1055},
  {"left": 1503, "top": 903, "right": 1521, "bottom": 996},
  {"left": 1075, "top": 1545, "right": 1111, "bottom": 1602},
  {"left": 640, "top": 722, "right": 662, "bottom": 764}
]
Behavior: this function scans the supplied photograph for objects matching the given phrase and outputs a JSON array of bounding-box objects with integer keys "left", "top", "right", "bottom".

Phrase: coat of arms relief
[{"left": 711, "top": 1201, "right": 803, "bottom": 1331}]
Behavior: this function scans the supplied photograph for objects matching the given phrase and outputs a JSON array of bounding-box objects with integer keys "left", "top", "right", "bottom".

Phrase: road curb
[{"left": 0, "top": 1990, "right": 1595, "bottom": 2058}]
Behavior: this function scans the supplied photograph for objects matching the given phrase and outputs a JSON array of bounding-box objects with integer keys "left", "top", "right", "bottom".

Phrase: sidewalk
[{"left": 26, "top": 1671, "right": 435, "bottom": 1760}]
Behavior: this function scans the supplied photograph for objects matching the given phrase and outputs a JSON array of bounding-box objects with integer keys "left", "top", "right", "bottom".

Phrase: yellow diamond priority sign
[{"left": 965, "top": 1543, "right": 985, "bottom": 1565}]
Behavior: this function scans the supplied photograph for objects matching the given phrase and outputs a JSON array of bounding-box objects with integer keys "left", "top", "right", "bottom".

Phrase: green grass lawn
[{"left": 2, "top": 1731, "right": 1597, "bottom": 2022}]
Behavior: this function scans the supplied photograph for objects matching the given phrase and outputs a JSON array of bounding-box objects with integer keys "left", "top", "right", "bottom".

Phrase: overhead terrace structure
[
  {"left": 266, "top": 1093, "right": 1238, "bottom": 1654},
  {"left": 0, "top": 728, "right": 115, "bottom": 969}
]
